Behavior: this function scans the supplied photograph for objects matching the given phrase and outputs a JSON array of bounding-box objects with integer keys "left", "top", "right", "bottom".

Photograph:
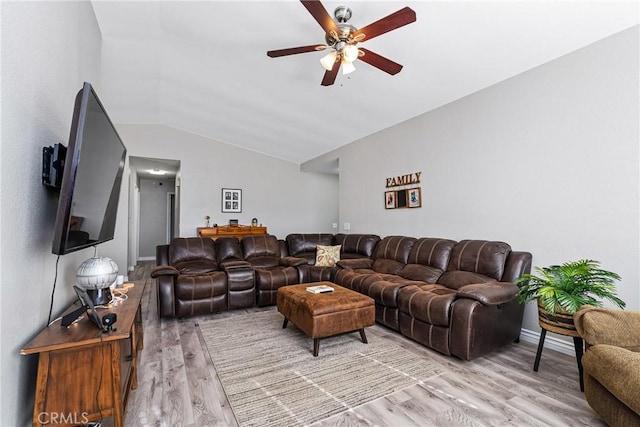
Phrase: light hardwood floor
[{"left": 117, "top": 263, "right": 604, "bottom": 427}]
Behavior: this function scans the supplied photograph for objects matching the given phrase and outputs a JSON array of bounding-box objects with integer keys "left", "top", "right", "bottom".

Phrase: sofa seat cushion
[
  {"left": 582, "top": 345, "right": 640, "bottom": 414},
  {"left": 399, "top": 264, "right": 444, "bottom": 283},
  {"left": 372, "top": 259, "right": 404, "bottom": 275},
  {"left": 246, "top": 257, "right": 280, "bottom": 269},
  {"left": 398, "top": 284, "right": 457, "bottom": 327},
  {"left": 175, "top": 272, "right": 227, "bottom": 300},
  {"left": 174, "top": 260, "right": 219, "bottom": 275},
  {"left": 365, "top": 280, "right": 422, "bottom": 308},
  {"left": 334, "top": 270, "right": 382, "bottom": 292},
  {"left": 437, "top": 271, "right": 495, "bottom": 290},
  {"left": 336, "top": 258, "right": 373, "bottom": 270}
]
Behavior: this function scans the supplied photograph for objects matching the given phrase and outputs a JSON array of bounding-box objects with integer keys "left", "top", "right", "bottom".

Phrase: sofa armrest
[
  {"left": 582, "top": 345, "right": 640, "bottom": 414},
  {"left": 337, "top": 258, "right": 373, "bottom": 270},
  {"left": 156, "top": 244, "right": 170, "bottom": 266},
  {"left": 151, "top": 265, "right": 179, "bottom": 278},
  {"left": 574, "top": 306, "right": 640, "bottom": 350},
  {"left": 456, "top": 282, "right": 518, "bottom": 305},
  {"left": 280, "top": 256, "right": 308, "bottom": 267},
  {"left": 156, "top": 275, "right": 176, "bottom": 318},
  {"left": 220, "top": 260, "right": 252, "bottom": 270}
]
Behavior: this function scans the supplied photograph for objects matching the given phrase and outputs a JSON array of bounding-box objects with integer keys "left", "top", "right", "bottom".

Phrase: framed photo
[
  {"left": 385, "top": 191, "right": 396, "bottom": 209},
  {"left": 222, "top": 188, "right": 242, "bottom": 213},
  {"left": 408, "top": 187, "right": 422, "bottom": 208}
]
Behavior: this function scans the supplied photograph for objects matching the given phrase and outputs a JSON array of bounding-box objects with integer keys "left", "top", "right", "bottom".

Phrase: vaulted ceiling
[{"left": 92, "top": 1, "right": 638, "bottom": 164}]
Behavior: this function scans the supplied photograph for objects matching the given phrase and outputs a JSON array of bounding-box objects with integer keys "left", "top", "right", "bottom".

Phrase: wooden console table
[
  {"left": 21, "top": 281, "right": 146, "bottom": 427},
  {"left": 198, "top": 224, "right": 267, "bottom": 240}
]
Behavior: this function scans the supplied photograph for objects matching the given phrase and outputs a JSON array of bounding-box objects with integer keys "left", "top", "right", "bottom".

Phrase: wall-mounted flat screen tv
[{"left": 51, "top": 82, "right": 127, "bottom": 255}]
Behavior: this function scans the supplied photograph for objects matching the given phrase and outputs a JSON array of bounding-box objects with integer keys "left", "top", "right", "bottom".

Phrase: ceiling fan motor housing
[
  {"left": 325, "top": 6, "right": 356, "bottom": 47},
  {"left": 334, "top": 6, "right": 352, "bottom": 23}
]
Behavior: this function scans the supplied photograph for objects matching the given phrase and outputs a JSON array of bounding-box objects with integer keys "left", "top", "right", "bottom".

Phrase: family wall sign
[{"left": 384, "top": 172, "right": 422, "bottom": 209}]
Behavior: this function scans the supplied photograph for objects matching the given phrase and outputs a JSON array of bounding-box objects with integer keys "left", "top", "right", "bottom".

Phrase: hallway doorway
[{"left": 128, "top": 157, "right": 180, "bottom": 267}]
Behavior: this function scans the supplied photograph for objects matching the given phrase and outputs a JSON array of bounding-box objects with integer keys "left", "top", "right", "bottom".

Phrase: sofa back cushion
[
  {"left": 215, "top": 237, "right": 244, "bottom": 263},
  {"left": 169, "top": 238, "right": 216, "bottom": 264},
  {"left": 335, "top": 234, "right": 381, "bottom": 259},
  {"left": 242, "top": 235, "right": 281, "bottom": 268},
  {"left": 371, "top": 236, "right": 415, "bottom": 274},
  {"left": 438, "top": 240, "right": 511, "bottom": 289},
  {"left": 399, "top": 238, "right": 456, "bottom": 282},
  {"left": 286, "top": 233, "right": 335, "bottom": 264},
  {"left": 407, "top": 238, "right": 456, "bottom": 270},
  {"left": 169, "top": 237, "right": 218, "bottom": 274}
]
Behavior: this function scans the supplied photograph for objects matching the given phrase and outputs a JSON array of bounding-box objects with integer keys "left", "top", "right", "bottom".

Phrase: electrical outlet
[
  {"left": 332, "top": 223, "right": 338, "bottom": 229},
  {"left": 343, "top": 222, "right": 351, "bottom": 231}
]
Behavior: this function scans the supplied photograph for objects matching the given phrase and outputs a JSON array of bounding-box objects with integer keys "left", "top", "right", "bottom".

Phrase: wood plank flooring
[{"left": 113, "top": 263, "right": 604, "bottom": 427}]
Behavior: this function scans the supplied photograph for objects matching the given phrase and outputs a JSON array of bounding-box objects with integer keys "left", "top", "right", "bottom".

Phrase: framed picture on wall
[
  {"left": 408, "top": 187, "right": 422, "bottom": 208},
  {"left": 384, "top": 191, "right": 396, "bottom": 209},
  {"left": 222, "top": 188, "right": 242, "bottom": 213}
]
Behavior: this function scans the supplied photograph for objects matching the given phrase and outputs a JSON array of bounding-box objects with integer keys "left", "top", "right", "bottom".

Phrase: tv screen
[{"left": 52, "top": 82, "right": 127, "bottom": 255}]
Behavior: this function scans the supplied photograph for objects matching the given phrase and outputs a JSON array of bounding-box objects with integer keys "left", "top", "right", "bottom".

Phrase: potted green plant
[{"left": 515, "top": 259, "right": 625, "bottom": 315}]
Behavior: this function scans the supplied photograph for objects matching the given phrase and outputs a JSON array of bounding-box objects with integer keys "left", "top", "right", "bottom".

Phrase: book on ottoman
[{"left": 306, "top": 285, "right": 334, "bottom": 294}]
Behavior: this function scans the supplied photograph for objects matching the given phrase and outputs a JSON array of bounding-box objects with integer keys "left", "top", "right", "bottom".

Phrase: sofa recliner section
[
  {"left": 153, "top": 237, "right": 231, "bottom": 318},
  {"left": 242, "top": 235, "right": 306, "bottom": 306},
  {"left": 152, "top": 237, "right": 255, "bottom": 317}
]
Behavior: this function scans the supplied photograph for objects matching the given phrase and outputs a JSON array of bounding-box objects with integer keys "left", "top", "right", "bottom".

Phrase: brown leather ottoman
[{"left": 276, "top": 282, "right": 375, "bottom": 357}]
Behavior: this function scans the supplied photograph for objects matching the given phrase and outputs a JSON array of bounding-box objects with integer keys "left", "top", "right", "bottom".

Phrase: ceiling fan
[{"left": 267, "top": 1, "right": 417, "bottom": 86}]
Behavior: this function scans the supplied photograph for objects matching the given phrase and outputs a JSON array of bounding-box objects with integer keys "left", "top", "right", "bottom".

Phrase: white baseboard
[{"left": 520, "top": 328, "right": 576, "bottom": 356}]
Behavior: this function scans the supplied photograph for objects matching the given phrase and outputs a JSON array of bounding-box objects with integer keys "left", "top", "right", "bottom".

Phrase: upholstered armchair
[
  {"left": 241, "top": 235, "right": 306, "bottom": 306},
  {"left": 574, "top": 305, "right": 640, "bottom": 426},
  {"left": 152, "top": 237, "right": 228, "bottom": 318}
]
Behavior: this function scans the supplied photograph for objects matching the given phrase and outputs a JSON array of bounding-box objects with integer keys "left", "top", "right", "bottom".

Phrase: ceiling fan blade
[
  {"left": 321, "top": 64, "right": 340, "bottom": 86},
  {"left": 352, "top": 7, "right": 416, "bottom": 42},
  {"left": 267, "top": 45, "right": 325, "bottom": 58},
  {"left": 358, "top": 48, "right": 403, "bottom": 75},
  {"left": 300, "top": 0, "right": 339, "bottom": 35}
]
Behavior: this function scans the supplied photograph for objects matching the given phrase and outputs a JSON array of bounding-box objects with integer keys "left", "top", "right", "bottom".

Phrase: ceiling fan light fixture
[
  {"left": 342, "top": 59, "right": 356, "bottom": 75},
  {"left": 343, "top": 44, "right": 359, "bottom": 63},
  {"left": 320, "top": 51, "right": 338, "bottom": 71}
]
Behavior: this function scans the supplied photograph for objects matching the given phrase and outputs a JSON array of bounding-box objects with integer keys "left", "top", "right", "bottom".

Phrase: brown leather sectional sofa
[{"left": 153, "top": 233, "right": 531, "bottom": 360}]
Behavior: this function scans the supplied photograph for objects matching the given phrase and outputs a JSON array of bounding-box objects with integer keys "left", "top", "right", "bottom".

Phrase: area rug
[{"left": 198, "top": 309, "right": 443, "bottom": 427}]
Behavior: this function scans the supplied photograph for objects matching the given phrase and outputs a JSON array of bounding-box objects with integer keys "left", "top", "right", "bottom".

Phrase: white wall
[
  {"left": 0, "top": 2, "right": 105, "bottom": 424},
  {"left": 305, "top": 27, "right": 640, "bottom": 334},
  {"left": 117, "top": 124, "right": 339, "bottom": 240}
]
